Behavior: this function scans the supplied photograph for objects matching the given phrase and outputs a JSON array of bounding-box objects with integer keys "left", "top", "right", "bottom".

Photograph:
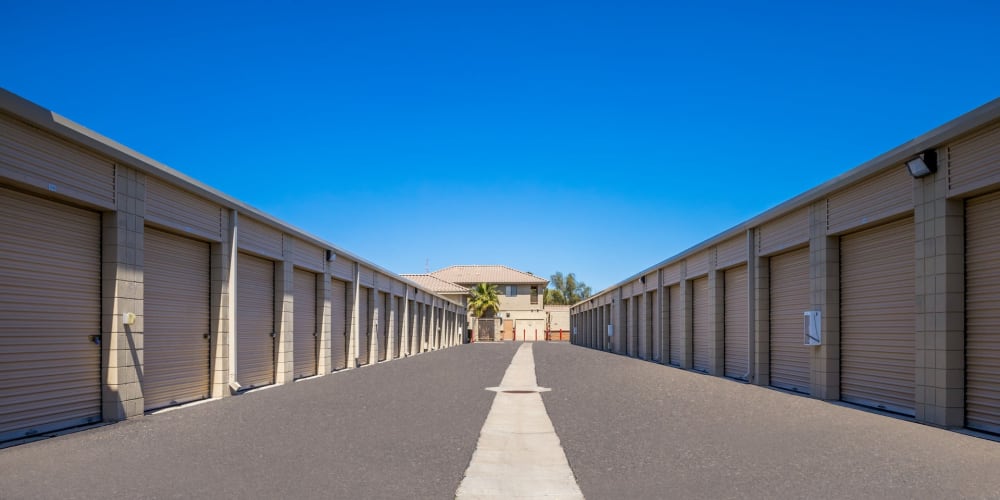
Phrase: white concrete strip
[{"left": 456, "top": 343, "right": 584, "bottom": 499}]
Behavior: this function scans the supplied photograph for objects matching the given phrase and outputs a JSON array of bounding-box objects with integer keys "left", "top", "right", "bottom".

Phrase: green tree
[
  {"left": 468, "top": 283, "right": 501, "bottom": 318},
  {"left": 544, "top": 272, "right": 592, "bottom": 305}
]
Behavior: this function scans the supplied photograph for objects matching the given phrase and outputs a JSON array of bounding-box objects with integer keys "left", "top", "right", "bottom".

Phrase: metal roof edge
[
  {"left": 0, "top": 88, "right": 465, "bottom": 308},
  {"left": 573, "top": 96, "right": 1000, "bottom": 308}
]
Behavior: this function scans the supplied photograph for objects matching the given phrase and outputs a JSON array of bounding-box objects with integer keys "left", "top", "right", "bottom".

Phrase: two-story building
[{"left": 405, "top": 265, "right": 550, "bottom": 341}]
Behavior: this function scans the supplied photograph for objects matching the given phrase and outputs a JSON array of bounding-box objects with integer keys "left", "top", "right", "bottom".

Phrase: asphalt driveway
[
  {"left": 3, "top": 342, "right": 1000, "bottom": 499},
  {"left": 534, "top": 342, "right": 1000, "bottom": 499}
]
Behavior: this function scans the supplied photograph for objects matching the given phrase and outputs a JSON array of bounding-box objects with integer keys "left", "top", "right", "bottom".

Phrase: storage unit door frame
[
  {"left": 236, "top": 252, "right": 276, "bottom": 389},
  {"left": 331, "top": 279, "right": 349, "bottom": 370},
  {"left": 769, "top": 247, "right": 811, "bottom": 394},
  {"left": 840, "top": 217, "right": 915, "bottom": 416},
  {"left": 692, "top": 277, "right": 711, "bottom": 373},
  {"left": 0, "top": 189, "right": 102, "bottom": 442},
  {"left": 143, "top": 227, "right": 211, "bottom": 411},
  {"left": 293, "top": 268, "right": 318, "bottom": 379},
  {"left": 966, "top": 191, "right": 1000, "bottom": 432},
  {"left": 724, "top": 265, "right": 749, "bottom": 381}
]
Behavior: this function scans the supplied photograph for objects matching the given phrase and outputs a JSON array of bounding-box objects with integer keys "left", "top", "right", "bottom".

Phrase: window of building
[
  {"left": 530, "top": 286, "right": 538, "bottom": 304},
  {"left": 506, "top": 285, "right": 517, "bottom": 297}
]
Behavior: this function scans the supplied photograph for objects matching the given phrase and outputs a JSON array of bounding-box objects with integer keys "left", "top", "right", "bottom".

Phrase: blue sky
[{"left": 3, "top": 1, "right": 998, "bottom": 292}]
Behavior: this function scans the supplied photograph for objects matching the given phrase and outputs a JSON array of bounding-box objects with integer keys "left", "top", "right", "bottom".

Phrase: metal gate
[
  {"left": 966, "top": 191, "right": 1000, "bottom": 432},
  {"left": 236, "top": 253, "right": 275, "bottom": 389},
  {"left": 293, "top": 269, "right": 317, "bottom": 379},
  {"left": 769, "top": 247, "right": 811, "bottom": 393},
  {"left": 478, "top": 318, "right": 496, "bottom": 341},
  {"left": 0, "top": 189, "right": 101, "bottom": 441},
  {"left": 143, "top": 228, "right": 210, "bottom": 410},
  {"left": 724, "top": 265, "right": 749, "bottom": 380},
  {"left": 841, "top": 217, "right": 915, "bottom": 415}
]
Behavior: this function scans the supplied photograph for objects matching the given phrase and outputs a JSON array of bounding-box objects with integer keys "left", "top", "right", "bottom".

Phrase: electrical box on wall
[
  {"left": 607, "top": 324, "right": 614, "bottom": 337},
  {"left": 804, "top": 310, "right": 821, "bottom": 345}
]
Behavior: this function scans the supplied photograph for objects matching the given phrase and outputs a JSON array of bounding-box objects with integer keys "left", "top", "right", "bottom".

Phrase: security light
[{"left": 906, "top": 150, "right": 937, "bottom": 178}]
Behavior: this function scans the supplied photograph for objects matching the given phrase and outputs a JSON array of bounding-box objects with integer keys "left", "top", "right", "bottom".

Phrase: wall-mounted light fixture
[
  {"left": 640, "top": 276, "right": 646, "bottom": 284},
  {"left": 906, "top": 150, "right": 937, "bottom": 178},
  {"left": 326, "top": 250, "right": 336, "bottom": 262}
]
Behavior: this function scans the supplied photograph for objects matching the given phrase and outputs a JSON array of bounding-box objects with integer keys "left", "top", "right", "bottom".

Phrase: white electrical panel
[
  {"left": 804, "top": 310, "right": 821, "bottom": 345},
  {"left": 607, "top": 324, "right": 614, "bottom": 337}
]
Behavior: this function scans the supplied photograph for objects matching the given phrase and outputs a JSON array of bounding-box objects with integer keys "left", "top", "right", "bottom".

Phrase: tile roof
[
  {"left": 399, "top": 274, "right": 470, "bottom": 294},
  {"left": 428, "top": 265, "right": 549, "bottom": 285}
]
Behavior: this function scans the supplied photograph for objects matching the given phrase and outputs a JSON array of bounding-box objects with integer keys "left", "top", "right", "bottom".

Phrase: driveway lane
[
  {"left": 534, "top": 342, "right": 1000, "bottom": 500},
  {"left": 0, "top": 342, "right": 520, "bottom": 500}
]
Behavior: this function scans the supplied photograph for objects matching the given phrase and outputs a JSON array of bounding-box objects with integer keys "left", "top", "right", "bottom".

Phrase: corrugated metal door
[
  {"left": 293, "top": 269, "right": 317, "bottom": 379},
  {"left": 331, "top": 280, "right": 348, "bottom": 370},
  {"left": 769, "top": 247, "right": 811, "bottom": 394},
  {"left": 144, "top": 228, "right": 210, "bottom": 410},
  {"left": 357, "top": 288, "right": 370, "bottom": 365},
  {"left": 394, "top": 297, "right": 403, "bottom": 357},
  {"left": 692, "top": 277, "right": 710, "bottom": 373},
  {"left": 409, "top": 300, "right": 419, "bottom": 352},
  {"left": 0, "top": 189, "right": 101, "bottom": 441},
  {"left": 841, "top": 217, "right": 915, "bottom": 415},
  {"left": 646, "top": 292, "right": 656, "bottom": 361},
  {"left": 632, "top": 296, "right": 641, "bottom": 356},
  {"left": 967, "top": 192, "right": 1000, "bottom": 432},
  {"left": 724, "top": 265, "right": 749, "bottom": 380},
  {"left": 237, "top": 253, "right": 275, "bottom": 389},
  {"left": 377, "top": 292, "right": 389, "bottom": 361},
  {"left": 669, "top": 285, "right": 682, "bottom": 366},
  {"left": 621, "top": 298, "right": 630, "bottom": 355}
]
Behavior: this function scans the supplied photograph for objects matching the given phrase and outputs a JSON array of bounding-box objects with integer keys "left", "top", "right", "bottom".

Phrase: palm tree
[
  {"left": 468, "top": 283, "right": 501, "bottom": 342},
  {"left": 469, "top": 283, "right": 501, "bottom": 318}
]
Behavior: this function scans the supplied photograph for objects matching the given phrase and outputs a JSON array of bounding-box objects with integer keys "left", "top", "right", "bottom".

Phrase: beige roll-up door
[
  {"left": 237, "top": 253, "right": 275, "bottom": 389},
  {"left": 669, "top": 285, "right": 682, "bottom": 366},
  {"left": 724, "top": 265, "right": 749, "bottom": 381},
  {"left": 143, "top": 228, "right": 210, "bottom": 411},
  {"left": 410, "top": 301, "right": 420, "bottom": 353},
  {"left": 841, "top": 217, "right": 915, "bottom": 416},
  {"left": 378, "top": 292, "right": 389, "bottom": 362},
  {"left": 357, "top": 288, "right": 370, "bottom": 365},
  {"left": 620, "top": 298, "right": 629, "bottom": 355},
  {"left": 632, "top": 296, "right": 641, "bottom": 356},
  {"left": 769, "top": 247, "right": 811, "bottom": 394},
  {"left": 967, "top": 191, "right": 1000, "bottom": 432},
  {"left": 394, "top": 297, "right": 403, "bottom": 357},
  {"left": 293, "top": 269, "right": 317, "bottom": 379},
  {"left": 646, "top": 291, "right": 656, "bottom": 361},
  {"left": 692, "top": 277, "right": 710, "bottom": 373},
  {"left": 0, "top": 189, "right": 101, "bottom": 442},
  {"left": 331, "top": 280, "right": 349, "bottom": 370}
]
